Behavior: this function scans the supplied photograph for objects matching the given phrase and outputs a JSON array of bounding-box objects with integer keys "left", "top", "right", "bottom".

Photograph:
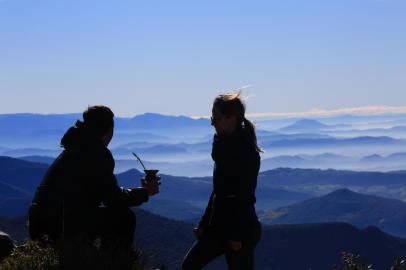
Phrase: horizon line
[
  {"left": 1, "top": 105, "right": 406, "bottom": 119},
  {"left": 193, "top": 105, "right": 406, "bottom": 119}
]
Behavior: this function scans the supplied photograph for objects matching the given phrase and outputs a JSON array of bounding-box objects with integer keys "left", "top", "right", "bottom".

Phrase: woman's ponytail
[{"left": 243, "top": 117, "right": 263, "bottom": 153}]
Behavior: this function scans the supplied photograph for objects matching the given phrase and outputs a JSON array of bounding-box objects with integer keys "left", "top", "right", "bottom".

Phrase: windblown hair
[
  {"left": 213, "top": 92, "right": 263, "bottom": 153},
  {"left": 83, "top": 105, "right": 114, "bottom": 137}
]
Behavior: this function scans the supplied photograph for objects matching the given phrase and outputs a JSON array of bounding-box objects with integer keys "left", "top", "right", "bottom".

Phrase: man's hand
[
  {"left": 193, "top": 226, "right": 203, "bottom": 239},
  {"left": 142, "top": 176, "right": 160, "bottom": 196},
  {"left": 229, "top": 240, "right": 242, "bottom": 251}
]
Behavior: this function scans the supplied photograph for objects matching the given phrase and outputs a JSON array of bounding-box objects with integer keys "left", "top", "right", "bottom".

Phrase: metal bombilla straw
[
  {"left": 132, "top": 152, "right": 147, "bottom": 171},
  {"left": 132, "top": 152, "right": 160, "bottom": 185}
]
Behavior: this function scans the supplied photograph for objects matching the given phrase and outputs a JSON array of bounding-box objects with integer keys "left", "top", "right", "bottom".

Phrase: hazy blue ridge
[{"left": 2, "top": 156, "right": 406, "bottom": 217}]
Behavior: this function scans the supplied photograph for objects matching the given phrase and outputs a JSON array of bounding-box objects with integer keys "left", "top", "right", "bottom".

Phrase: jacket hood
[{"left": 60, "top": 120, "right": 103, "bottom": 150}]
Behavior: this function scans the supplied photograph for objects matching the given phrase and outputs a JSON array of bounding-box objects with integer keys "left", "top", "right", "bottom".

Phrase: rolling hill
[{"left": 260, "top": 188, "right": 406, "bottom": 238}]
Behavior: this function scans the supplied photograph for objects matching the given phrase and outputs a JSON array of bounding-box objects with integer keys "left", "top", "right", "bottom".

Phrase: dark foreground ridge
[{"left": 1, "top": 209, "right": 406, "bottom": 270}]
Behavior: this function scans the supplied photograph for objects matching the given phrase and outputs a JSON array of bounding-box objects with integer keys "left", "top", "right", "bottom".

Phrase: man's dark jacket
[
  {"left": 198, "top": 127, "right": 260, "bottom": 242},
  {"left": 28, "top": 121, "right": 148, "bottom": 240}
]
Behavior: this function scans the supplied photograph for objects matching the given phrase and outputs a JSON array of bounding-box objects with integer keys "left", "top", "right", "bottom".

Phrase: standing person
[
  {"left": 28, "top": 105, "right": 160, "bottom": 248},
  {"left": 182, "top": 92, "right": 262, "bottom": 270}
]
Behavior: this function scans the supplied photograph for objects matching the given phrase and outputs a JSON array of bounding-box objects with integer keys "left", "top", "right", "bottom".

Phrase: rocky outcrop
[{"left": 0, "top": 231, "right": 15, "bottom": 260}]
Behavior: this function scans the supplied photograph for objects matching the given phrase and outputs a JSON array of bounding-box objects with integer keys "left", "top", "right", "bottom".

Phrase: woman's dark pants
[{"left": 182, "top": 222, "right": 261, "bottom": 270}]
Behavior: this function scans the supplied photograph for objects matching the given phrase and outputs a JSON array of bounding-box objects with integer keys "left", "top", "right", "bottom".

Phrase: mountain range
[
  {"left": 2, "top": 156, "right": 406, "bottom": 238},
  {"left": 0, "top": 113, "right": 211, "bottom": 149},
  {"left": 260, "top": 188, "right": 406, "bottom": 238},
  {"left": 3, "top": 113, "right": 406, "bottom": 163},
  {"left": 258, "top": 167, "right": 406, "bottom": 201},
  {"left": 18, "top": 151, "right": 406, "bottom": 176},
  {"left": 262, "top": 152, "right": 406, "bottom": 172},
  {"left": 0, "top": 157, "right": 313, "bottom": 218},
  {"left": 3, "top": 132, "right": 406, "bottom": 164}
]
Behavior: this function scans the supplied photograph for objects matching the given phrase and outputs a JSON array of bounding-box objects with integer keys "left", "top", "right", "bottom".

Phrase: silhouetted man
[{"left": 28, "top": 105, "right": 159, "bottom": 247}]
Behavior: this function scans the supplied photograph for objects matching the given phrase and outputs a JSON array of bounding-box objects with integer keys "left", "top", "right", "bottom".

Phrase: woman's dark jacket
[
  {"left": 29, "top": 121, "right": 148, "bottom": 239},
  {"left": 198, "top": 127, "right": 260, "bottom": 242}
]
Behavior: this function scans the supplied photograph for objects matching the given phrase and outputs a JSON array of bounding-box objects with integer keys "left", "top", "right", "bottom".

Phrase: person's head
[
  {"left": 83, "top": 105, "right": 114, "bottom": 145},
  {"left": 211, "top": 92, "right": 262, "bottom": 152}
]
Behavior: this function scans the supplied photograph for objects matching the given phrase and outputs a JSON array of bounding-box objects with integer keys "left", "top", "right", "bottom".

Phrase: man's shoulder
[
  {"left": 76, "top": 146, "right": 115, "bottom": 174},
  {"left": 64, "top": 144, "right": 114, "bottom": 166},
  {"left": 89, "top": 145, "right": 113, "bottom": 162}
]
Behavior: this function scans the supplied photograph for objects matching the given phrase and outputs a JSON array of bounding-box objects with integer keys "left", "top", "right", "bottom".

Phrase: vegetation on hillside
[
  {"left": 1, "top": 239, "right": 405, "bottom": 270},
  {"left": 0, "top": 237, "right": 146, "bottom": 270},
  {"left": 334, "top": 252, "right": 405, "bottom": 270}
]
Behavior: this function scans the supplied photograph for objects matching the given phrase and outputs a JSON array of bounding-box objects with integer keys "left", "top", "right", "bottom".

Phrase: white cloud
[
  {"left": 247, "top": 105, "right": 406, "bottom": 119},
  {"left": 191, "top": 105, "right": 406, "bottom": 119}
]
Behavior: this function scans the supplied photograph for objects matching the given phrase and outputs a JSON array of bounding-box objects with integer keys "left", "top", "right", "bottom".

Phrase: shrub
[
  {"left": 331, "top": 252, "right": 406, "bottom": 270},
  {"left": 0, "top": 241, "right": 59, "bottom": 270},
  {"left": 0, "top": 237, "right": 147, "bottom": 270}
]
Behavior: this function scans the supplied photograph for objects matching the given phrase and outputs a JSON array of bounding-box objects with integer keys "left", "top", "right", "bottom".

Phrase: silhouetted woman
[{"left": 182, "top": 92, "right": 262, "bottom": 270}]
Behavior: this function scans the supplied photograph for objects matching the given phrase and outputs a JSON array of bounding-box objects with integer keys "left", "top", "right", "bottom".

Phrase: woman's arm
[
  {"left": 222, "top": 148, "right": 260, "bottom": 242},
  {"left": 198, "top": 191, "right": 215, "bottom": 229}
]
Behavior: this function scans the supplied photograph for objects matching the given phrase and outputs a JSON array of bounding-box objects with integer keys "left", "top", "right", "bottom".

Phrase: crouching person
[{"left": 28, "top": 105, "right": 159, "bottom": 252}]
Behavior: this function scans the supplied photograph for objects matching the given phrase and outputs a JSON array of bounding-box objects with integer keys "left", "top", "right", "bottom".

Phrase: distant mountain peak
[
  {"left": 113, "top": 112, "right": 210, "bottom": 130},
  {"left": 327, "top": 188, "right": 356, "bottom": 196},
  {"left": 293, "top": 119, "right": 328, "bottom": 127},
  {"left": 119, "top": 168, "right": 143, "bottom": 175},
  {"left": 134, "top": 112, "right": 173, "bottom": 119},
  {"left": 278, "top": 119, "right": 329, "bottom": 133},
  {"left": 360, "top": 154, "right": 384, "bottom": 163},
  {"left": 133, "top": 112, "right": 196, "bottom": 120}
]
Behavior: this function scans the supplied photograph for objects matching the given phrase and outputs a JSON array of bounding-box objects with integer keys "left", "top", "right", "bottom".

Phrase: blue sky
[{"left": 0, "top": 0, "right": 405, "bottom": 117}]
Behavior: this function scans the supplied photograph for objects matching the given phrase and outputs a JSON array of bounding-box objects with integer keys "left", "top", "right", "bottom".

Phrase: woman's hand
[
  {"left": 193, "top": 226, "right": 203, "bottom": 239},
  {"left": 229, "top": 240, "right": 242, "bottom": 251}
]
